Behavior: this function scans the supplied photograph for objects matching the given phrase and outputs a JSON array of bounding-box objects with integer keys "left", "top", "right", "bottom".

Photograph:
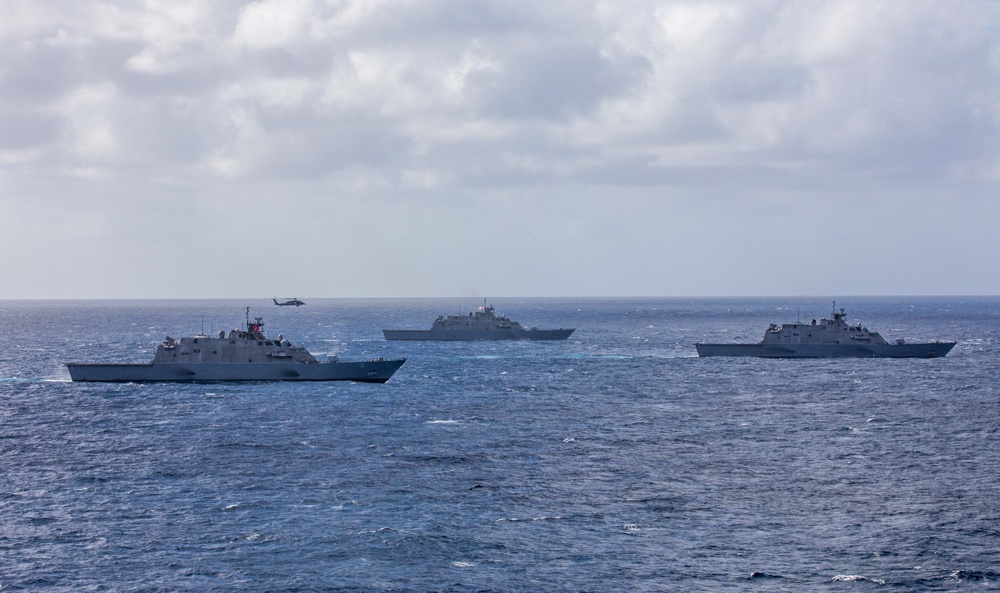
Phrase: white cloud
[
  {"left": 231, "top": 0, "right": 315, "bottom": 49},
  {"left": 125, "top": 0, "right": 216, "bottom": 73},
  {"left": 206, "top": 107, "right": 266, "bottom": 177},
  {"left": 658, "top": 2, "right": 737, "bottom": 48},
  {"left": 443, "top": 46, "right": 503, "bottom": 101},
  {"left": 2, "top": 0, "right": 1000, "bottom": 297},
  {"left": 58, "top": 83, "right": 120, "bottom": 160}
]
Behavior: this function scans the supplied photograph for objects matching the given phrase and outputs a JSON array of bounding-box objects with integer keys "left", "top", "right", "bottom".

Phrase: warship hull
[
  {"left": 66, "top": 359, "right": 406, "bottom": 383},
  {"left": 383, "top": 328, "right": 574, "bottom": 341},
  {"left": 694, "top": 342, "right": 955, "bottom": 358}
]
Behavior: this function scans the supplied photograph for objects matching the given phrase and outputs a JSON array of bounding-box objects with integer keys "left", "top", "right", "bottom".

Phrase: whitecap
[
  {"left": 832, "top": 575, "right": 865, "bottom": 582},
  {"left": 832, "top": 575, "right": 885, "bottom": 584},
  {"left": 365, "top": 526, "right": 400, "bottom": 534},
  {"left": 497, "top": 516, "right": 563, "bottom": 523}
]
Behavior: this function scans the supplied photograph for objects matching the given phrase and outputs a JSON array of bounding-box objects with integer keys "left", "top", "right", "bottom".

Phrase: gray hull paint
[
  {"left": 694, "top": 342, "right": 956, "bottom": 358},
  {"left": 382, "top": 328, "right": 574, "bottom": 341},
  {"left": 66, "top": 359, "right": 406, "bottom": 383}
]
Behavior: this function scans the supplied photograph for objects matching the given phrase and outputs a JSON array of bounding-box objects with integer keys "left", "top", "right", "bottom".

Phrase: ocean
[{"left": 1, "top": 297, "right": 998, "bottom": 592}]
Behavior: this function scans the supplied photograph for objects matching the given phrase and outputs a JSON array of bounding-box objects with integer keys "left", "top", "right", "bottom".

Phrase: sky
[{"left": 2, "top": 0, "right": 999, "bottom": 299}]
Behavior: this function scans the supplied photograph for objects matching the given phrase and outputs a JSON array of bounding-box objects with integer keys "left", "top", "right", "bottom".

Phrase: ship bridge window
[{"left": 266, "top": 341, "right": 274, "bottom": 346}]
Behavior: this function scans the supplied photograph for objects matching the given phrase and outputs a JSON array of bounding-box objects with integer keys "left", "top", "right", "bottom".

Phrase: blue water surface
[{"left": 1, "top": 297, "right": 998, "bottom": 592}]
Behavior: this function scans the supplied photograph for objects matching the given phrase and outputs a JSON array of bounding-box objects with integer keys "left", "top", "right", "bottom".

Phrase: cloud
[
  {"left": 231, "top": 0, "right": 316, "bottom": 50},
  {"left": 2, "top": 0, "right": 1000, "bottom": 297},
  {"left": 4, "top": 0, "right": 997, "bottom": 187}
]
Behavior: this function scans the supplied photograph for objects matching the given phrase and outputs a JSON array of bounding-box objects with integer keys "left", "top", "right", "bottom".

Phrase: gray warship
[
  {"left": 66, "top": 309, "right": 405, "bottom": 382},
  {"left": 695, "top": 303, "right": 956, "bottom": 358},
  {"left": 383, "top": 301, "right": 574, "bottom": 341}
]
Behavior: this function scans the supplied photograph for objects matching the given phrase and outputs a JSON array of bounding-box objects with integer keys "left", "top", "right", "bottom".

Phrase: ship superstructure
[{"left": 152, "top": 315, "right": 318, "bottom": 364}]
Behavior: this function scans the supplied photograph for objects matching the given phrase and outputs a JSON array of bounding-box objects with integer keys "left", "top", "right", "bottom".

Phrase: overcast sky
[{"left": 2, "top": 0, "right": 999, "bottom": 299}]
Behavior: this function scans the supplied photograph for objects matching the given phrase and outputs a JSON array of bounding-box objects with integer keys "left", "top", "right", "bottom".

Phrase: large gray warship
[
  {"left": 383, "top": 301, "right": 574, "bottom": 341},
  {"left": 66, "top": 309, "right": 405, "bottom": 382},
  {"left": 695, "top": 303, "right": 956, "bottom": 358}
]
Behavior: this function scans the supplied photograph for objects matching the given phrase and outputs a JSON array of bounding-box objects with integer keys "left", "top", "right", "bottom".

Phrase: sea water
[{"left": 1, "top": 297, "right": 998, "bottom": 592}]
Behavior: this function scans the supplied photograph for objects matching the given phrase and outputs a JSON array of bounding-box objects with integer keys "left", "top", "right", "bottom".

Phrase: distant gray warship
[
  {"left": 67, "top": 309, "right": 405, "bottom": 382},
  {"left": 383, "top": 301, "right": 574, "bottom": 341},
  {"left": 695, "top": 303, "right": 956, "bottom": 358}
]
